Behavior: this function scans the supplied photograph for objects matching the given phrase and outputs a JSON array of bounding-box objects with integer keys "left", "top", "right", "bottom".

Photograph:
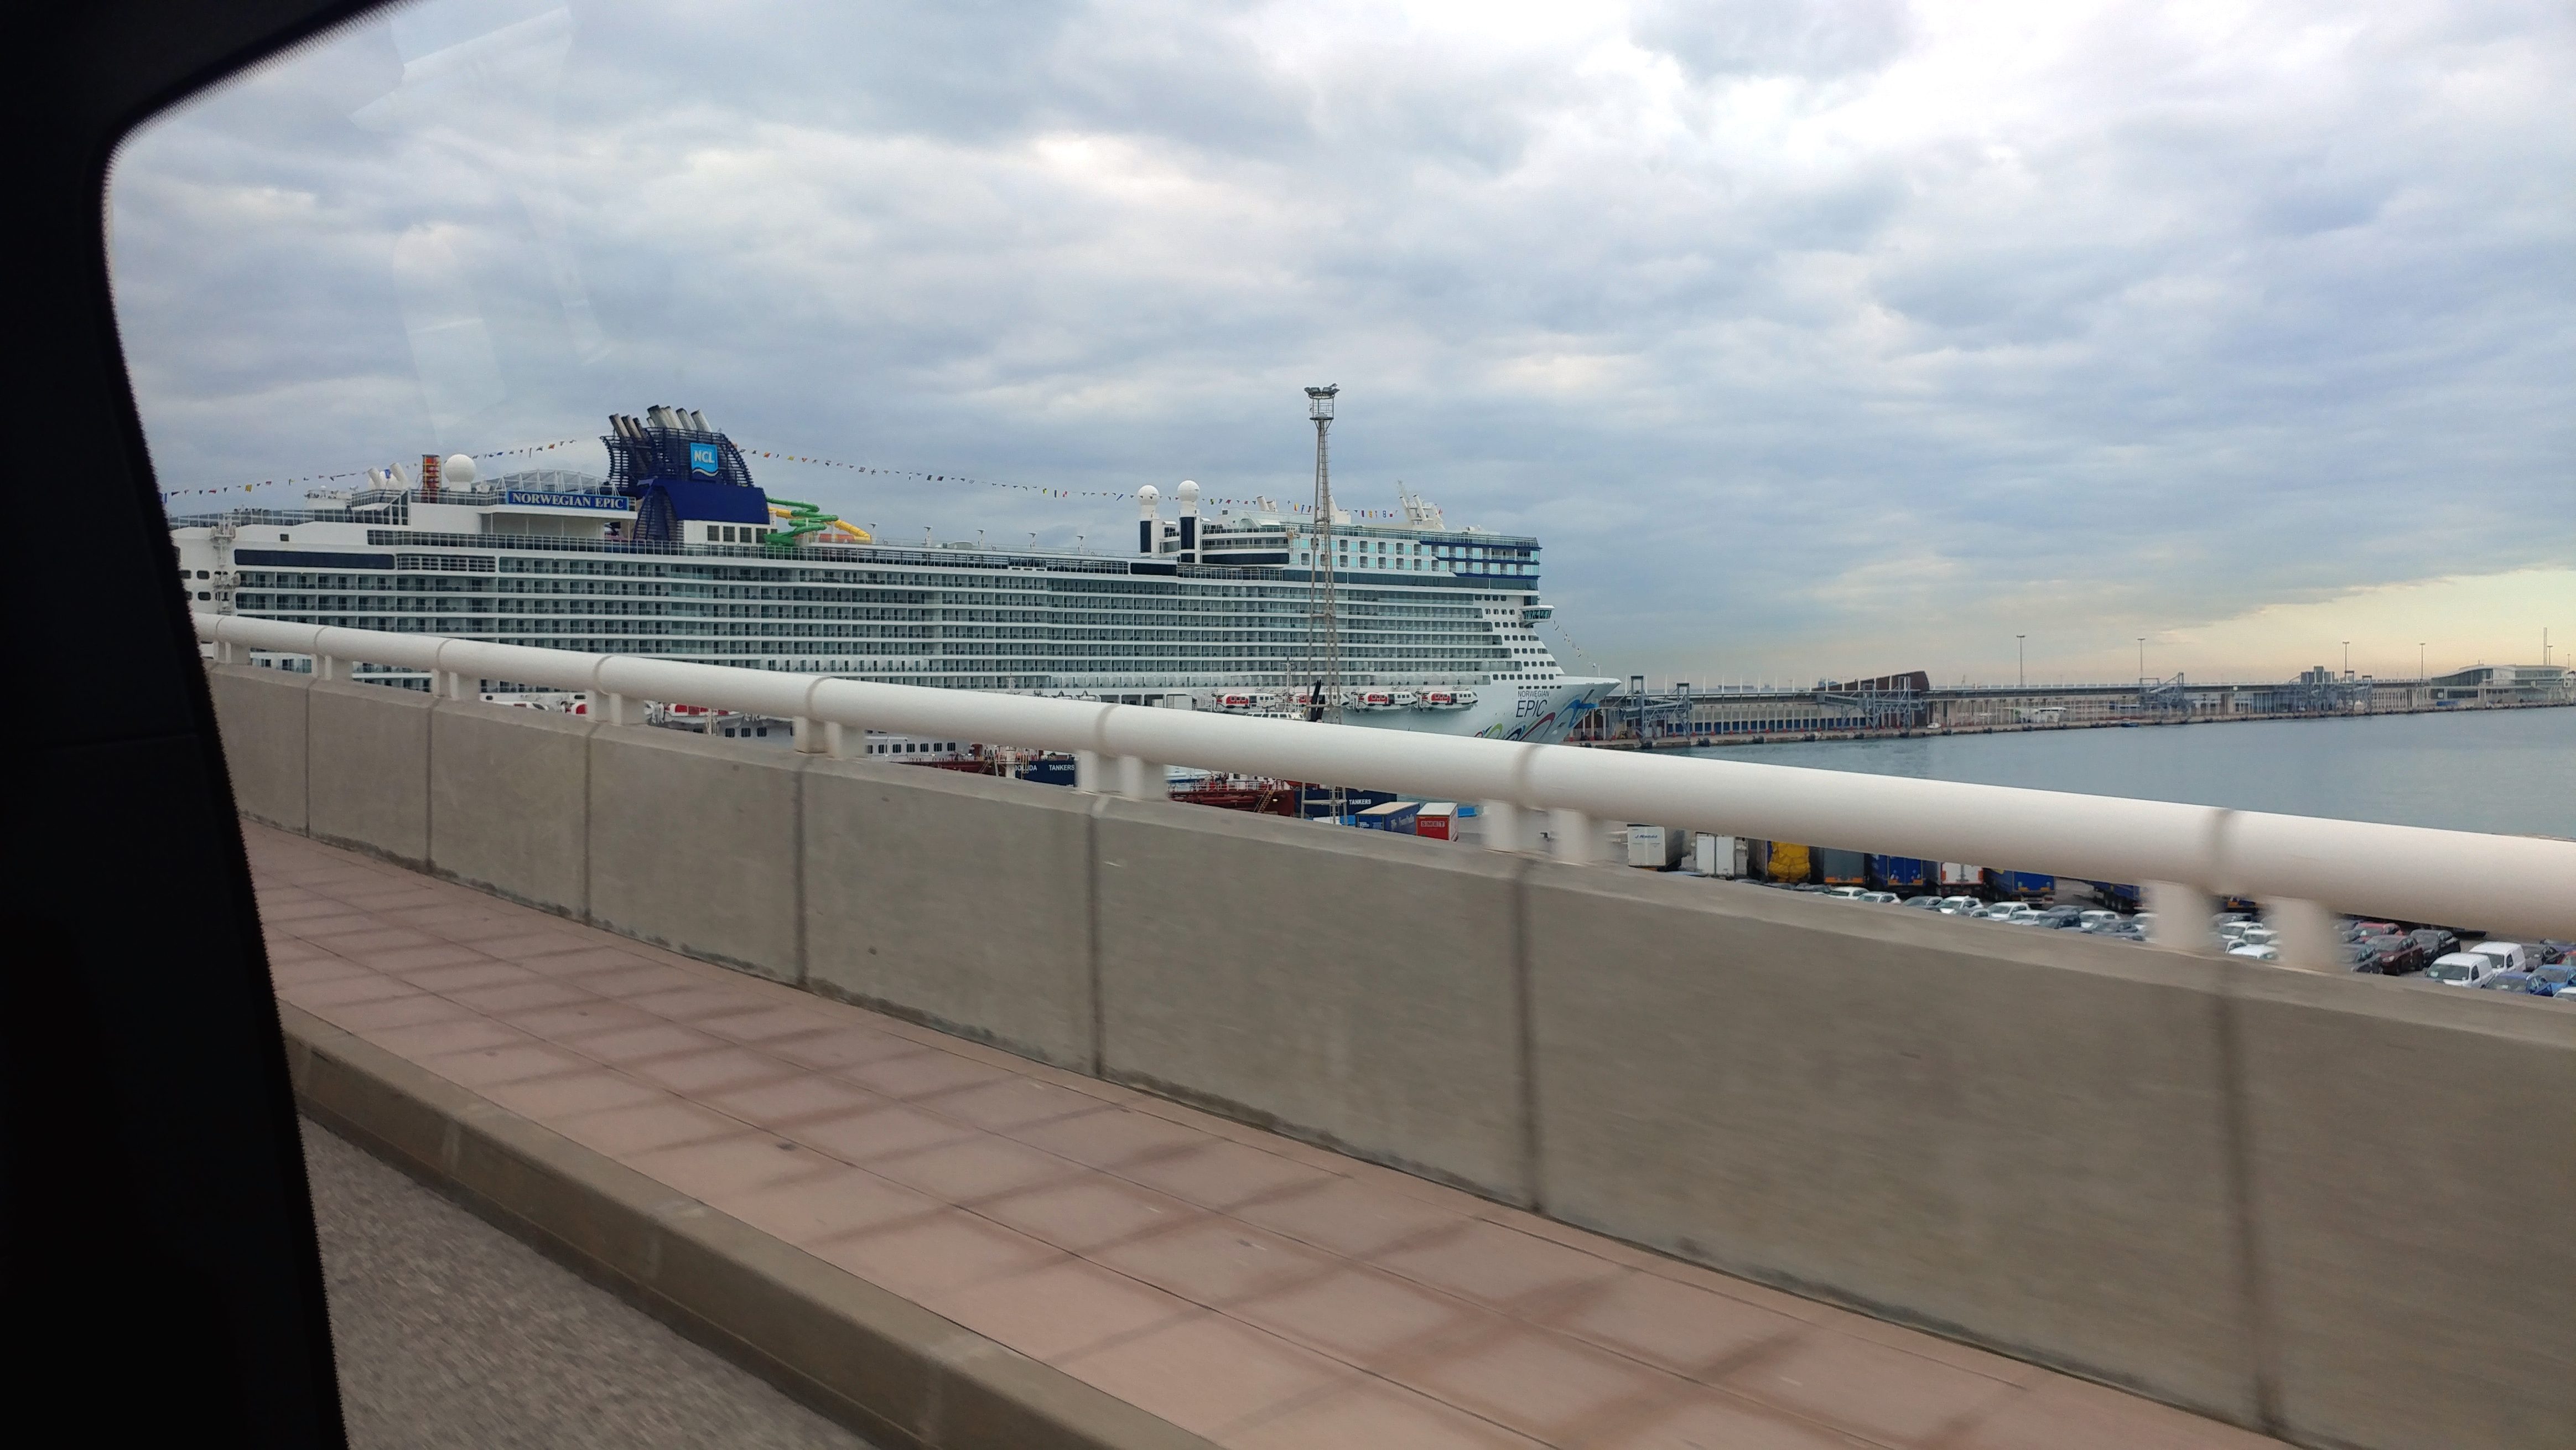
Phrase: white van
[
  {"left": 2425, "top": 952, "right": 2492, "bottom": 986},
  {"left": 2466, "top": 941, "right": 2528, "bottom": 973}
]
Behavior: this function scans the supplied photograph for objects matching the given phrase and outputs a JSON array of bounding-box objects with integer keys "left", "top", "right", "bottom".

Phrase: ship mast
[{"left": 1304, "top": 385, "right": 1341, "bottom": 726}]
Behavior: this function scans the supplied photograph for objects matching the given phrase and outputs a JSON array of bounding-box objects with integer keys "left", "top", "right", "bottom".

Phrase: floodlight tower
[{"left": 1304, "top": 385, "right": 1342, "bottom": 724}]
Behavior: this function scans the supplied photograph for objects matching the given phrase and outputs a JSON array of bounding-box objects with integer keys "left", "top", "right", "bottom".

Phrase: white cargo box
[
  {"left": 1627, "top": 824, "right": 1687, "bottom": 869},
  {"left": 1691, "top": 833, "right": 1747, "bottom": 878}
]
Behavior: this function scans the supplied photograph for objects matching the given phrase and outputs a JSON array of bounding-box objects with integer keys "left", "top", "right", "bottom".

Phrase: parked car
[
  {"left": 2351, "top": 920, "right": 2401, "bottom": 937},
  {"left": 2525, "top": 964, "right": 2575, "bottom": 996},
  {"left": 2424, "top": 953, "right": 2490, "bottom": 986},
  {"left": 2361, "top": 936, "right": 2428, "bottom": 975},
  {"left": 1820, "top": 885, "right": 1869, "bottom": 901},
  {"left": 1857, "top": 890, "right": 1899, "bottom": 904},
  {"left": 2408, "top": 928, "right": 2461, "bottom": 959},
  {"left": 2077, "top": 909, "right": 2123, "bottom": 931},
  {"left": 2478, "top": 971, "right": 2539, "bottom": 995},
  {"left": 2466, "top": 941, "right": 2529, "bottom": 973},
  {"left": 2030, "top": 906, "right": 2086, "bottom": 929},
  {"left": 2536, "top": 940, "right": 2573, "bottom": 966},
  {"left": 2237, "top": 926, "right": 2279, "bottom": 947},
  {"left": 2229, "top": 944, "right": 2281, "bottom": 961},
  {"left": 1935, "top": 896, "right": 1981, "bottom": 915},
  {"left": 1900, "top": 896, "right": 1944, "bottom": 910}
]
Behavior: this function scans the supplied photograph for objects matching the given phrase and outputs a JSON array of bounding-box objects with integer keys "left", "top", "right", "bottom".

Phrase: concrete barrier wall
[
  {"left": 206, "top": 664, "right": 309, "bottom": 831},
  {"left": 216, "top": 667, "right": 2576, "bottom": 1450},
  {"left": 803, "top": 759, "right": 1095, "bottom": 1068}
]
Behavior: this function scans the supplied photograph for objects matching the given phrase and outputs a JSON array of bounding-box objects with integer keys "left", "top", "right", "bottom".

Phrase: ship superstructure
[{"left": 168, "top": 408, "right": 1611, "bottom": 743}]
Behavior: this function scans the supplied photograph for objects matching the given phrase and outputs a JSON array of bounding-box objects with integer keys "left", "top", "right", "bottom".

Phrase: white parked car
[
  {"left": 1936, "top": 896, "right": 1981, "bottom": 915},
  {"left": 1821, "top": 885, "right": 1869, "bottom": 901},
  {"left": 2237, "top": 926, "right": 2278, "bottom": 947},
  {"left": 2227, "top": 943, "right": 2280, "bottom": 961},
  {"left": 2077, "top": 910, "right": 2123, "bottom": 931},
  {"left": 1857, "top": 891, "right": 1899, "bottom": 904},
  {"left": 1981, "top": 904, "right": 2037, "bottom": 923},
  {"left": 2424, "top": 952, "right": 2492, "bottom": 986},
  {"left": 2465, "top": 941, "right": 2528, "bottom": 973}
]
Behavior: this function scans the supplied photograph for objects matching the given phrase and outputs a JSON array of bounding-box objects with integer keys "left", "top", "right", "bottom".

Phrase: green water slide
[{"left": 762, "top": 498, "right": 843, "bottom": 546}]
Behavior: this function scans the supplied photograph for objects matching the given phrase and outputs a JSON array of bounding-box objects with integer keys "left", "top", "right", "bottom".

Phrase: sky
[{"left": 110, "top": 0, "right": 2573, "bottom": 686}]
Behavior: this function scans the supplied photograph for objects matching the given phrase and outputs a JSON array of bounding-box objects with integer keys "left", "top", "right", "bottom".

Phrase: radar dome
[
  {"left": 1138, "top": 484, "right": 1160, "bottom": 503},
  {"left": 1176, "top": 479, "right": 1199, "bottom": 500},
  {"left": 443, "top": 453, "right": 479, "bottom": 485}
]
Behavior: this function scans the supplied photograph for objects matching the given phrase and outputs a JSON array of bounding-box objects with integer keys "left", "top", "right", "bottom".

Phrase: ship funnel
[
  {"left": 647, "top": 405, "right": 677, "bottom": 429},
  {"left": 1137, "top": 484, "right": 1161, "bottom": 556},
  {"left": 687, "top": 408, "right": 709, "bottom": 431},
  {"left": 1176, "top": 480, "right": 1199, "bottom": 563}
]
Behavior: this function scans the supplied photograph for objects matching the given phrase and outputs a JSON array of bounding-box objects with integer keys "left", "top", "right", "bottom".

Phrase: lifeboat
[
  {"left": 1216, "top": 692, "right": 1262, "bottom": 711},
  {"left": 1416, "top": 688, "right": 1476, "bottom": 710},
  {"left": 1354, "top": 690, "right": 1403, "bottom": 711}
]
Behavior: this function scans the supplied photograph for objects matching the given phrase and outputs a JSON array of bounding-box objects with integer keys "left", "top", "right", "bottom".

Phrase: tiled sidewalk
[{"left": 252, "top": 824, "right": 2281, "bottom": 1450}]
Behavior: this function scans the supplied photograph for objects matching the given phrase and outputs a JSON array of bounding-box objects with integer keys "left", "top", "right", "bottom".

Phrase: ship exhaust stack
[
  {"left": 419, "top": 453, "right": 442, "bottom": 501},
  {"left": 1137, "top": 484, "right": 1161, "bottom": 555},
  {"left": 1177, "top": 480, "right": 1199, "bottom": 563}
]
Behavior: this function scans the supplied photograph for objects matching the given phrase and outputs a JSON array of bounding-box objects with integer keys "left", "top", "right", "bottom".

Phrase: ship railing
[{"left": 194, "top": 613, "right": 2576, "bottom": 957}]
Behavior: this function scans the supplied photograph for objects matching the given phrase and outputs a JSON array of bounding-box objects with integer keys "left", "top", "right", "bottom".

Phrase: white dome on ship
[
  {"left": 443, "top": 453, "right": 478, "bottom": 485},
  {"left": 1176, "top": 479, "right": 1198, "bottom": 500}
]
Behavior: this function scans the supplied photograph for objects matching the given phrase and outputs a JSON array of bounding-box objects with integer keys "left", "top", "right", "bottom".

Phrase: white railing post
[
  {"left": 1115, "top": 755, "right": 1164, "bottom": 801},
  {"left": 601, "top": 692, "right": 632, "bottom": 726},
  {"left": 2143, "top": 881, "right": 2218, "bottom": 956},
  {"left": 1549, "top": 807, "right": 1598, "bottom": 864},
  {"left": 1480, "top": 800, "right": 1525, "bottom": 853},
  {"left": 314, "top": 654, "right": 337, "bottom": 681},
  {"left": 1074, "top": 749, "right": 1104, "bottom": 793},
  {"left": 2265, "top": 898, "right": 2343, "bottom": 973},
  {"left": 793, "top": 716, "right": 824, "bottom": 755},
  {"left": 823, "top": 721, "right": 846, "bottom": 759}
]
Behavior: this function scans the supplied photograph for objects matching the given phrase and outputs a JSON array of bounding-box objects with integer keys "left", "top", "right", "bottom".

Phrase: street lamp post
[{"left": 2016, "top": 635, "right": 2025, "bottom": 690}]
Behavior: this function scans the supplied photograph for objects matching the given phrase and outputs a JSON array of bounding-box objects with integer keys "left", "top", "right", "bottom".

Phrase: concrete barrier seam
[
  {"left": 274, "top": 1002, "right": 1221, "bottom": 1450},
  {"left": 1508, "top": 850, "right": 1543, "bottom": 1213},
  {"left": 2214, "top": 969, "right": 2287, "bottom": 1439}
]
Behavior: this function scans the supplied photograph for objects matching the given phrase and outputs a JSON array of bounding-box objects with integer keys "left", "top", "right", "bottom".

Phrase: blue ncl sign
[{"left": 688, "top": 441, "right": 720, "bottom": 475}]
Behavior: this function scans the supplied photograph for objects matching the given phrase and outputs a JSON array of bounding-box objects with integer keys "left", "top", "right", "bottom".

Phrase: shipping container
[
  {"left": 1354, "top": 801, "right": 1422, "bottom": 833},
  {"left": 1627, "top": 824, "right": 1687, "bottom": 869},
  {"left": 1814, "top": 847, "right": 1867, "bottom": 886},
  {"left": 1416, "top": 802, "right": 1460, "bottom": 840},
  {"left": 1764, "top": 842, "right": 1812, "bottom": 883},
  {"left": 1937, "top": 862, "right": 1983, "bottom": 889},
  {"left": 1868, "top": 855, "right": 1932, "bottom": 892},
  {"left": 1985, "top": 869, "right": 2054, "bottom": 900},
  {"left": 1692, "top": 833, "right": 1747, "bottom": 878},
  {"left": 2085, "top": 880, "right": 2142, "bottom": 909}
]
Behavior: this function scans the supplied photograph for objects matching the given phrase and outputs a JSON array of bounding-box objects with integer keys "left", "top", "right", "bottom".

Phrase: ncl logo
[{"left": 688, "top": 441, "right": 719, "bottom": 475}]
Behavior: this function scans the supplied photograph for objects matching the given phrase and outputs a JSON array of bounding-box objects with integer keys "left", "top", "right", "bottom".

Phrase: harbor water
[{"left": 1677, "top": 707, "right": 2575, "bottom": 839}]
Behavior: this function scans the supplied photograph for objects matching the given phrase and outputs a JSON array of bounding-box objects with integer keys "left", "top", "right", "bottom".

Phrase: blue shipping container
[
  {"left": 1868, "top": 855, "right": 1932, "bottom": 891},
  {"left": 1986, "top": 869, "right": 2054, "bottom": 900}
]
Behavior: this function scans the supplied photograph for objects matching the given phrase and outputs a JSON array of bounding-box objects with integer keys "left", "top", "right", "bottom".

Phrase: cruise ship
[{"left": 168, "top": 407, "right": 1612, "bottom": 743}]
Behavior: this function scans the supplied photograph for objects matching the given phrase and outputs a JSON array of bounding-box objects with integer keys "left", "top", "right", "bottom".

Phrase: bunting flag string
[
  {"left": 159, "top": 431, "right": 1411, "bottom": 520},
  {"left": 736, "top": 439, "right": 1405, "bottom": 517},
  {"left": 154, "top": 436, "right": 586, "bottom": 501}
]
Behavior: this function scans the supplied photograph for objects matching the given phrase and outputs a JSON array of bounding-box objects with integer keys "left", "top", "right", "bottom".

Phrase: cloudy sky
[{"left": 112, "top": 0, "right": 2572, "bottom": 685}]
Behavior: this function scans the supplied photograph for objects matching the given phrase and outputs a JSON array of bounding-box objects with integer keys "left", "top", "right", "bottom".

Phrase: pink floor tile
[
  {"left": 1007, "top": 1104, "right": 1212, "bottom": 1168},
  {"left": 474, "top": 929, "right": 607, "bottom": 962},
  {"left": 917, "top": 1075, "right": 1116, "bottom": 1132},
  {"left": 351, "top": 942, "right": 497, "bottom": 975},
  {"left": 703, "top": 1074, "right": 881, "bottom": 1128},
  {"left": 283, "top": 973, "right": 424, "bottom": 1010},
  {"left": 1055, "top": 1311, "right": 1352, "bottom": 1440},
  {"left": 1398, "top": 1321, "right": 1689, "bottom": 1444},
  {"left": 837, "top": 1048, "right": 1017, "bottom": 1101},
  {"left": 1946, "top": 1375, "right": 2283, "bottom": 1450},
  {"left": 766, "top": 1026, "right": 927, "bottom": 1071},
  {"left": 808, "top": 1209, "right": 1064, "bottom": 1301},
  {"left": 1232, "top": 1175, "right": 1471, "bottom": 1259},
  {"left": 1116, "top": 1138, "right": 1337, "bottom": 1212},
  {"left": 787, "top": 1102, "right": 979, "bottom": 1164},
  {"left": 1724, "top": 1330, "right": 2019, "bottom": 1446},
  {"left": 624, "top": 1132, "right": 840, "bottom": 1202},
  {"left": 865, "top": 1136, "right": 1082, "bottom": 1203},
  {"left": 477, "top": 1069, "right": 667, "bottom": 1123},
  {"left": 565, "top": 1022, "right": 728, "bottom": 1064},
  {"left": 715, "top": 1165, "right": 941, "bottom": 1246},
  {"left": 1092, "top": 1216, "right": 1338, "bottom": 1307},
  {"left": 1231, "top": 1265, "right": 1483, "bottom": 1369},
  {"left": 508, "top": 945, "right": 667, "bottom": 979},
  {"left": 267, "top": 954, "right": 377, "bottom": 986},
  {"left": 446, "top": 980, "right": 598, "bottom": 1015},
  {"left": 310, "top": 992, "right": 481, "bottom": 1034},
  {"left": 925, "top": 1257, "right": 1199, "bottom": 1364},
  {"left": 1538, "top": 1270, "right": 1805, "bottom": 1378},
  {"left": 625, "top": 985, "right": 771, "bottom": 1021},
  {"left": 552, "top": 1099, "right": 748, "bottom": 1157},
  {"left": 691, "top": 1005, "right": 844, "bottom": 1044},
  {"left": 975, "top": 1174, "right": 1202, "bottom": 1254},
  {"left": 500, "top": 1000, "right": 667, "bottom": 1040},
  {"left": 401, "top": 960, "right": 543, "bottom": 995},
  {"left": 1372, "top": 1220, "right": 1624, "bottom": 1312},
  {"left": 625, "top": 1045, "right": 802, "bottom": 1096},
  {"left": 578, "top": 964, "right": 716, "bottom": 999},
  {"left": 364, "top": 1017, "right": 531, "bottom": 1060},
  {"left": 1229, "top": 1377, "right": 1546, "bottom": 1450},
  {"left": 308, "top": 926, "right": 444, "bottom": 955},
  {"left": 1583, "top": 1388, "right": 1868, "bottom": 1450},
  {"left": 420, "top": 1042, "right": 595, "bottom": 1090}
]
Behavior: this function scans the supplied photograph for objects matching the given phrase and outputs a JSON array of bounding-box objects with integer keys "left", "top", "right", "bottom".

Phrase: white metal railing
[{"left": 194, "top": 614, "right": 2576, "bottom": 958}]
